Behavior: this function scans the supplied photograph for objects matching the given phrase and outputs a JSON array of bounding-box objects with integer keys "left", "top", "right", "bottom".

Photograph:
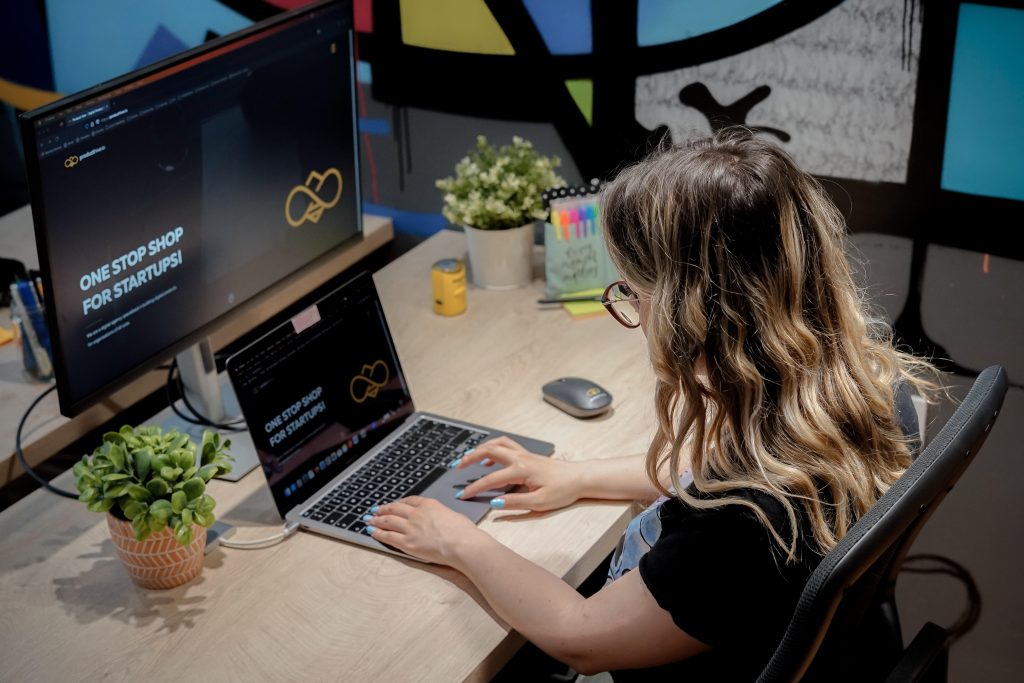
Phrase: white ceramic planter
[{"left": 463, "top": 222, "right": 535, "bottom": 289}]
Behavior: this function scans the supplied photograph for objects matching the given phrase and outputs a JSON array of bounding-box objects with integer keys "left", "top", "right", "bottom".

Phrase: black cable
[
  {"left": 165, "top": 359, "right": 247, "bottom": 431},
  {"left": 901, "top": 553, "right": 982, "bottom": 644},
  {"left": 164, "top": 360, "right": 207, "bottom": 427},
  {"left": 15, "top": 384, "right": 78, "bottom": 499},
  {"left": 174, "top": 364, "right": 246, "bottom": 431},
  {"left": 167, "top": 359, "right": 244, "bottom": 429}
]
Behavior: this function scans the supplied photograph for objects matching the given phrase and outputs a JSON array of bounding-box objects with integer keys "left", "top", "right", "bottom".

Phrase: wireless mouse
[{"left": 542, "top": 377, "right": 613, "bottom": 418}]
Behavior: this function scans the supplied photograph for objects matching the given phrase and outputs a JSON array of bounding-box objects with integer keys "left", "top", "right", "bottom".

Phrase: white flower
[{"left": 435, "top": 135, "right": 566, "bottom": 229}]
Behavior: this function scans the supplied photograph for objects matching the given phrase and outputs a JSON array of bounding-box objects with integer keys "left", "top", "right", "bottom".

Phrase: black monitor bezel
[{"left": 19, "top": 0, "right": 361, "bottom": 417}]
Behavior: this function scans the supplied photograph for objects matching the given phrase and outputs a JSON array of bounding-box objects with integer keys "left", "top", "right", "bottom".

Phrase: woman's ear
[{"left": 638, "top": 296, "right": 650, "bottom": 334}]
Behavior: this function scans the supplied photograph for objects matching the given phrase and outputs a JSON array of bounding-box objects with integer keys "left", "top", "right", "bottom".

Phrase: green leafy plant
[
  {"left": 436, "top": 135, "right": 566, "bottom": 230},
  {"left": 74, "top": 425, "right": 233, "bottom": 546}
]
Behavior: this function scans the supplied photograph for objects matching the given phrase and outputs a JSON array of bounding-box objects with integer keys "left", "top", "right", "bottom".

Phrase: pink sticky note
[{"left": 291, "top": 304, "right": 321, "bottom": 334}]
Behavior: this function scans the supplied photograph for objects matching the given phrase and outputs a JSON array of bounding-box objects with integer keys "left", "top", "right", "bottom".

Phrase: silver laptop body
[{"left": 227, "top": 272, "right": 552, "bottom": 558}]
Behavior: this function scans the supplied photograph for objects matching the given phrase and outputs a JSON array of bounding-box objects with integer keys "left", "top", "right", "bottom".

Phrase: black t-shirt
[
  {"left": 612, "top": 385, "right": 920, "bottom": 681},
  {"left": 613, "top": 489, "right": 819, "bottom": 682}
]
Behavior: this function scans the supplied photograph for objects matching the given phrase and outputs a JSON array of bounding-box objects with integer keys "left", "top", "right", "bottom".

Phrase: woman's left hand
[{"left": 365, "top": 496, "right": 491, "bottom": 568}]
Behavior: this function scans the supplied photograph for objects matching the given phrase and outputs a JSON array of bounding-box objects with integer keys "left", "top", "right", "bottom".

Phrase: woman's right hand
[{"left": 453, "top": 436, "right": 582, "bottom": 511}]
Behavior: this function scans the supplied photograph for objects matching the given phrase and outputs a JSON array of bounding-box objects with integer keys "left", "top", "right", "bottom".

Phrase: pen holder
[{"left": 11, "top": 315, "right": 53, "bottom": 382}]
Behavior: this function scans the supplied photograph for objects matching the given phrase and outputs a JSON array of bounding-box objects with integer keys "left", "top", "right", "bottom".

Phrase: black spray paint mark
[{"left": 678, "top": 83, "right": 791, "bottom": 142}]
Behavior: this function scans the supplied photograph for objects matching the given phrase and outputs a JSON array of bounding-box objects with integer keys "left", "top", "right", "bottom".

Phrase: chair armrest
[{"left": 884, "top": 622, "right": 949, "bottom": 683}]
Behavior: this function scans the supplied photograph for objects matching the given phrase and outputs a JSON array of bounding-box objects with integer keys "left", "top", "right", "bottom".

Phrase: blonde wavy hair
[{"left": 602, "top": 129, "right": 939, "bottom": 561}]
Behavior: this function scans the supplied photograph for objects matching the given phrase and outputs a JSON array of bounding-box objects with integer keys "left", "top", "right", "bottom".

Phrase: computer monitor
[{"left": 20, "top": 0, "right": 360, "bottom": 456}]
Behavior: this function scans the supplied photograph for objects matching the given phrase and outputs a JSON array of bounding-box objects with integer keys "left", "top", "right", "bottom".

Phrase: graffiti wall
[
  {"left": 636, "top": 0, "right": 921, "bottom": 183},
  {"left": 1, "top": 0, "right": 1023, "bottom": 255}
]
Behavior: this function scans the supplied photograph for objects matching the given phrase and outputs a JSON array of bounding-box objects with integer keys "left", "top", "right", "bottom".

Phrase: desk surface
[
  {"left": 0, "top": 204, "right": 393, "bottom": 487},
  {"left": 0, "top": 229, "right": 657, "bottom": 682}
]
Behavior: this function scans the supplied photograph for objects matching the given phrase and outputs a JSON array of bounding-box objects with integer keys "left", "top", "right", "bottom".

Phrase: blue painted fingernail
[
  {"left": 448, "top": 457, "right": 462, "bottom": 468},
  {"left": 490, "top": 498, "right": 505, "bottom": 509},
  {"left": 454, "top": 489, "right": 463, "bottom": 500},
  {"left": 365, "top": 525, "right": 376, "bottom": 534},
  {"left": 481, "top": 458, "right": 492, "bottom": 466},
  {"left": 370, "top": 505, "right": 380, "bottom": 514},
  {"left": 361, "top": 514, "right": 373, "bottom": 522},
  {"left": 463, "top": 447, "right": 475, "bottom": 455}
]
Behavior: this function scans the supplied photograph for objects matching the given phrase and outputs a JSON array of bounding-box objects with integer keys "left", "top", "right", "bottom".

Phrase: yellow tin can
[{"left": 432, "top": 258, "right": 467, "bottom": 316}]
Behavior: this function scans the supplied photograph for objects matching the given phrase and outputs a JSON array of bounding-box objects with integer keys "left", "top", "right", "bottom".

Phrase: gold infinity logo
[
  {"left": 65, "top": 155, "right": 79, "bottom": 168},
  {"left": 350, "top": 360, "right": 390, "bottom": 404},
  {"left": 285, "top": 167, "right": 343, "bottom": 227}
]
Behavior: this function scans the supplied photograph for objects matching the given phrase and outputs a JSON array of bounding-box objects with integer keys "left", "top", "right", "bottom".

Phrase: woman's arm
[
  {"left": 575, "top": 453, "right": 662, "bottom": 502},
  {"left": 454, "top": 531, "right": 709, "bottom": 673},
  {"left": 455, "top": 437, "right": 660, "bottom": 510},
  {"left": 367, "top": 497, "right": 709, "bottom": 674}
]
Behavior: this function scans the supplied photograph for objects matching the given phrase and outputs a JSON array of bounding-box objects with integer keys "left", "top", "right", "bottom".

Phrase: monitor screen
[{"left": 21, "top": 0, "right": 360, "bottom": 417}]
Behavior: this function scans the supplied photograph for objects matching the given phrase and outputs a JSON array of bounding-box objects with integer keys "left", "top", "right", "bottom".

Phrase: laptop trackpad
[{"left": 418, "top": 461, "right": 509, "bottom": 523}]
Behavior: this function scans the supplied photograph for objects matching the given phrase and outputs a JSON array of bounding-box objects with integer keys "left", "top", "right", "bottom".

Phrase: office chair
[{"left": 757, "top": 365, "right": 1008, "bottom": 683}]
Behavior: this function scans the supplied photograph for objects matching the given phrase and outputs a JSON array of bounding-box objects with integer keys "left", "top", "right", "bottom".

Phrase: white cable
[{"left": 218, "top": 521, "right": 301, "bottom": 549}]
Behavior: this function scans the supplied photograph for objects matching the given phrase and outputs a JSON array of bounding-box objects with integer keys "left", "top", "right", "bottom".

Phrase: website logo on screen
[
  {"left": 285, "top": 167, "right": 343, "bottom": 227},
  {"left": 64, "top": 145, "right": 106, "bottom": 170},
  {"left": 350, "top": 360, "right": 390, "bottom": 404}
]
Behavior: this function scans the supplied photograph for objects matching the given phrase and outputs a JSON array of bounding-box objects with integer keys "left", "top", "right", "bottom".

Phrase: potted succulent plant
[
  {"left": 437, "top": 135, "right": 566, "bottom": 289},
  {"left": 74, "top": 425, "right": 233, "bottom": 589}
]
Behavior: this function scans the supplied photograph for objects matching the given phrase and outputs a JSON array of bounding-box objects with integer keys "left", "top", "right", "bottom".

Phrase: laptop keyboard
[{"left": 300, "top": 417, "right": 488, "bottom": 533}]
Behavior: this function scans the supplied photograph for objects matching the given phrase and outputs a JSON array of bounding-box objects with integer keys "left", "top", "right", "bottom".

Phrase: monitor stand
[{"left": 150, "top": 338, "right": 260, "bottom": 481}]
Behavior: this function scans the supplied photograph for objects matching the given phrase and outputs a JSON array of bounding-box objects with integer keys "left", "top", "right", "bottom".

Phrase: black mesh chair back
[{"left": 757, "top": 366, "right": 1008, "bottom": 682}]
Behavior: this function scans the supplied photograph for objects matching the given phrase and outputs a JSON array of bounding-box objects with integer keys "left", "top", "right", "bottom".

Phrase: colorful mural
[
  {"left": 637, "top": 0, "right": 919, "bottom": 183},
  {"left": 941, "top": 4, "right": 1024, "bottom": 202},
  {"left": 2, "top": 0, "right": 1024, "bottom": 376},
  {"left": 2, "top": 0, "right": 1023, "bottom": 248}
]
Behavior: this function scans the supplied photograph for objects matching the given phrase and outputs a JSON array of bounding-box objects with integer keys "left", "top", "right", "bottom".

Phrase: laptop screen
[{"left": 227, "top": 272, "right": 415, "bottom": 513}]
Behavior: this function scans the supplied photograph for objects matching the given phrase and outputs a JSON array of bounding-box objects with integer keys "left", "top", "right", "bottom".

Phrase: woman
[{"left": 362, "top": 130, "right": 936, "bottom": 679}]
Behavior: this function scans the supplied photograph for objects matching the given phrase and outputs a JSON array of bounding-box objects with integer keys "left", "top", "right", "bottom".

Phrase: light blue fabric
[{"left": 607, "top": 470, "right": 694, "bottom": 583}]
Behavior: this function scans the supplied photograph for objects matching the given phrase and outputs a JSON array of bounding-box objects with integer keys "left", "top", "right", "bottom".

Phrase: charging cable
[
  {"left": 15, "top": 384, "right": 78, "bottom": 499},
  {"left": 218, "top": 521, "right": 302, "bottom": 550}
]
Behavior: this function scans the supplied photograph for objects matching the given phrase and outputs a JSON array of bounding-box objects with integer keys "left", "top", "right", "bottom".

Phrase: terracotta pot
[{"left": 107, "top": 514, "right": 206, "bottom": 589}]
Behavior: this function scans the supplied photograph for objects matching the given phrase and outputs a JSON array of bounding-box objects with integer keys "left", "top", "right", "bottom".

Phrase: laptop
[{"left": 226, "top": 271, "right": 554, "bottom": 557}]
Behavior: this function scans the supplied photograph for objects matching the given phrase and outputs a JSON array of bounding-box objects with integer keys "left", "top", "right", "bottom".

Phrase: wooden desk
[
  {"left": 0, "top": 230, "right": 657, "bottom": 682},
  {"left": 0, "top": 205, "right": 393, "bottom": 486}
]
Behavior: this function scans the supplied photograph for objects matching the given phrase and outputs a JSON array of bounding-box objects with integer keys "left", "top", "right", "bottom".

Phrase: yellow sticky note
[{"left": 562, "top": 287, "right": 606, "bottom": 320}]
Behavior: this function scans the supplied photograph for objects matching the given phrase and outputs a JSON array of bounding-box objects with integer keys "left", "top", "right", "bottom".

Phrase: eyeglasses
[{"left": 602, "top": 280, "right": 641, "bottom": 329}]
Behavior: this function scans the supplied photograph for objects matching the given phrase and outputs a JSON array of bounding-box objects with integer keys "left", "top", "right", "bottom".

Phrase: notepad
[{"left": 561, "top": 287, "right": 606, "bottom": 320}]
